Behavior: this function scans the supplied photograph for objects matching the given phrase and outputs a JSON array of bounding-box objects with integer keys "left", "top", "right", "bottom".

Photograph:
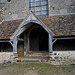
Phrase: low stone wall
[
  {"left": 49, "top": 51, "right": 75, "bottom": 65},
  {"left": 0, "top": 52, "right": 18, "bottom": 64},
  {"left": 0, "top": 51, "right": 75, "bottom": 65}
]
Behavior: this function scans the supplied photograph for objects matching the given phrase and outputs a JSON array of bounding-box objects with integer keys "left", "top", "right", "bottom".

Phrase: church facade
[{"left": 0, "top": 0, "right": 75, "bottom": 65}]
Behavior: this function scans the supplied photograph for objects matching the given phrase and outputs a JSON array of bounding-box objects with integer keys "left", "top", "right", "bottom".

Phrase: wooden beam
[
  {"left": 52, "top": 39, "right": 57, "bottom": 45},
  {"left": 49, "top": 34, "right": 53, "bottom": 53},
  {"left": 9, "top": 41, "right": 13, "bottom": 47},
  {"left": 17, "top": 38, "right": 24, "bottom": 41},
  {"left": 24, "top": 33, "right": 27, "bottom": 54},
  {"left": 12, "top": 37, "right": 18, "bottom": 53},
  {"left": 0, "top": 40, "right": 10, "bottom": 42},
  {"left": 53, "top": 37, "right": 75, "bottom": 40}
]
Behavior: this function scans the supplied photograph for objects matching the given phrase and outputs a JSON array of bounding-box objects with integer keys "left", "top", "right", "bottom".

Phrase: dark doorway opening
[
  {"left": 53, "top": 39, "right": 75, "bottom": 51},
  {"left": 0, "top": 42, "right": 13, "bottom": 52},
  {"left": 29, "top": 28, "right": 48, "bottom": 51}
]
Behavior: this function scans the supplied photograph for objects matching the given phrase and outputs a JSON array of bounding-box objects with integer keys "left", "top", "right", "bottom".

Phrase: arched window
[
  {"left": 29, "top": 0, "right": 48, "bottom": 16},
  {"left": 7, "top": 0, "right": 11, "bottom": 2}
]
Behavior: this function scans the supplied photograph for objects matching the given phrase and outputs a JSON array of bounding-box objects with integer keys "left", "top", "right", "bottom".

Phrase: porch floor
[{"left": 25, "top": 51, "right": 49, "bottom": 57}]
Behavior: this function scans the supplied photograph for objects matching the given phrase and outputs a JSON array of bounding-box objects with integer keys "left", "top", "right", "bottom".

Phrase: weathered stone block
[{"left": 49, "top": 51, "right": 75, "bottom": 65}]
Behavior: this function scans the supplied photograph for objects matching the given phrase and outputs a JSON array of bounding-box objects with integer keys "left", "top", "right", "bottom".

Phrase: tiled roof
[
  {"left": 0, "top": 14, "right": 75, "bottom": 39},
  {"left": 0, "top": 19, "right": 23, "bottom": 39},
  {"left": 39, "top": 15, "right": 75, "bottom": 37}
]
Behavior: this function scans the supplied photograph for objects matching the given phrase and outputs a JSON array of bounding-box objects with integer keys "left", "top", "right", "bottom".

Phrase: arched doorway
[{"left": 29, "top": 27, "right": 48, "bottom": 52}]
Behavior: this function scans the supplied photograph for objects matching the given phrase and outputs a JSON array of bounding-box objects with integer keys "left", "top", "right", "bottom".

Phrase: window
[{"left": 29, "top": 0, "right": 48, "bottom": 16}]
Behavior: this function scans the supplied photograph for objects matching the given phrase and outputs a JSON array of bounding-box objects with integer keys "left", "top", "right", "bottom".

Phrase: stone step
[
  {"left": 16, "top": 59, "right": 40, "bottom": 63},
  {"left": 16, "top": 57, "right": 49, "bottom": 63},
  {"left": 16, "top": 52, "right": 49, "bottom": 63},
  {"left": 26, "top": 52, "right": 49, "bottom": 57},
  {"left": 25, "top": 57, "right": 48, "bottom": 60}
]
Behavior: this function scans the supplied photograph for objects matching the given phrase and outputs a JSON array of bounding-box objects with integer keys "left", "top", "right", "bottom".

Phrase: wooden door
[{"left": 30, "top": 30, "right": 39, "bottom": 51}]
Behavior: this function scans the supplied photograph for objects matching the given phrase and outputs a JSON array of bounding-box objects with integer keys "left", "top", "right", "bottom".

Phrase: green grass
[
  {"left": 63, "top": 66, "right": 75, "bottom": 72},
  {"left": 0, "top": 63, "right": 75, "bottom": 74},
  {"left": 0, "top": 63, "right": 59, "bottom": 70},
  {"left": 24, "top": 63, "right": 59, "bottom": 70}
]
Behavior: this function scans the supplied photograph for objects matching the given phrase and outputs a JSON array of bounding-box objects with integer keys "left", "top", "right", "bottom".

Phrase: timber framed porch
[{"left": 0, "top": 11, "right": 75, "bottom": 65}]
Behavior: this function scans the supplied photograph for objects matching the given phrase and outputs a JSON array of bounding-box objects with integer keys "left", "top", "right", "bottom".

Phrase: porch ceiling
[{"left": 17, "top": 22, "right": 34, "bottom": 36}]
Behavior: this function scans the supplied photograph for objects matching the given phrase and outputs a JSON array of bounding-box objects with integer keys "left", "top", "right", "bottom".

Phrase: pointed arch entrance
[
  {"left": 12, "top": 11, "right": 53, "bottom": 56},
  {"left": 29, "top": 27, "right": 48, "bottom": 52},
  {"left": 13, "top": 20, "right": 53, "bottom": 57},
  {"left": 16, "top": 20, "right": 53, "bottom": 57}
]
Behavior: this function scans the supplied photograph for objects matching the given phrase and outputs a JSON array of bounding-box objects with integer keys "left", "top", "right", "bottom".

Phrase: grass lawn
[{"left": 0, "top": 63, "right": 75, "bottom": 75}]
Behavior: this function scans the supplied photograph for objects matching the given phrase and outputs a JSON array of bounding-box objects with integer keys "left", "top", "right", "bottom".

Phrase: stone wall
[
  {"left": 49, "top": 51, "right": 75, "bottom": 65},
  {"left": 0, "top": 3, "right": 4, "bottom": 23},
  {"left": 49, "top": 0, "right": 75, "bottom": 16},
  {"left": 0, "top": 0, "right": 75, "bottom": 21},
  {"left": 0, "top": 52, "right": 17, "bottom": 64},
  {"left": 0, "top": 0, "right": 29, "bottom": 21}
]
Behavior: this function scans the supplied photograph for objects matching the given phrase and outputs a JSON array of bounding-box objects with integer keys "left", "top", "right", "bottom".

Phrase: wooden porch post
[
  {"left": 13, "top": 37, "right": 17, "bottom": 53},
  {"left": 49, "top": 34, "right": 53, "bottom": 53},
  {"left": 10, "top": 37, "right": 18, "bottom": 53},
  {"left": 24, "top": 33, "right": 27, "bottom": 54}
]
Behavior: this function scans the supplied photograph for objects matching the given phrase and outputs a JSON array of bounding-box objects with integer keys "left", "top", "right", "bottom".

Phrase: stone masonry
[
  {"left": 49, "top": 51, "right": 75, "bottom": 65},
  {"left": 0, "top": 0, "right": 75, "bottom": 21}
]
